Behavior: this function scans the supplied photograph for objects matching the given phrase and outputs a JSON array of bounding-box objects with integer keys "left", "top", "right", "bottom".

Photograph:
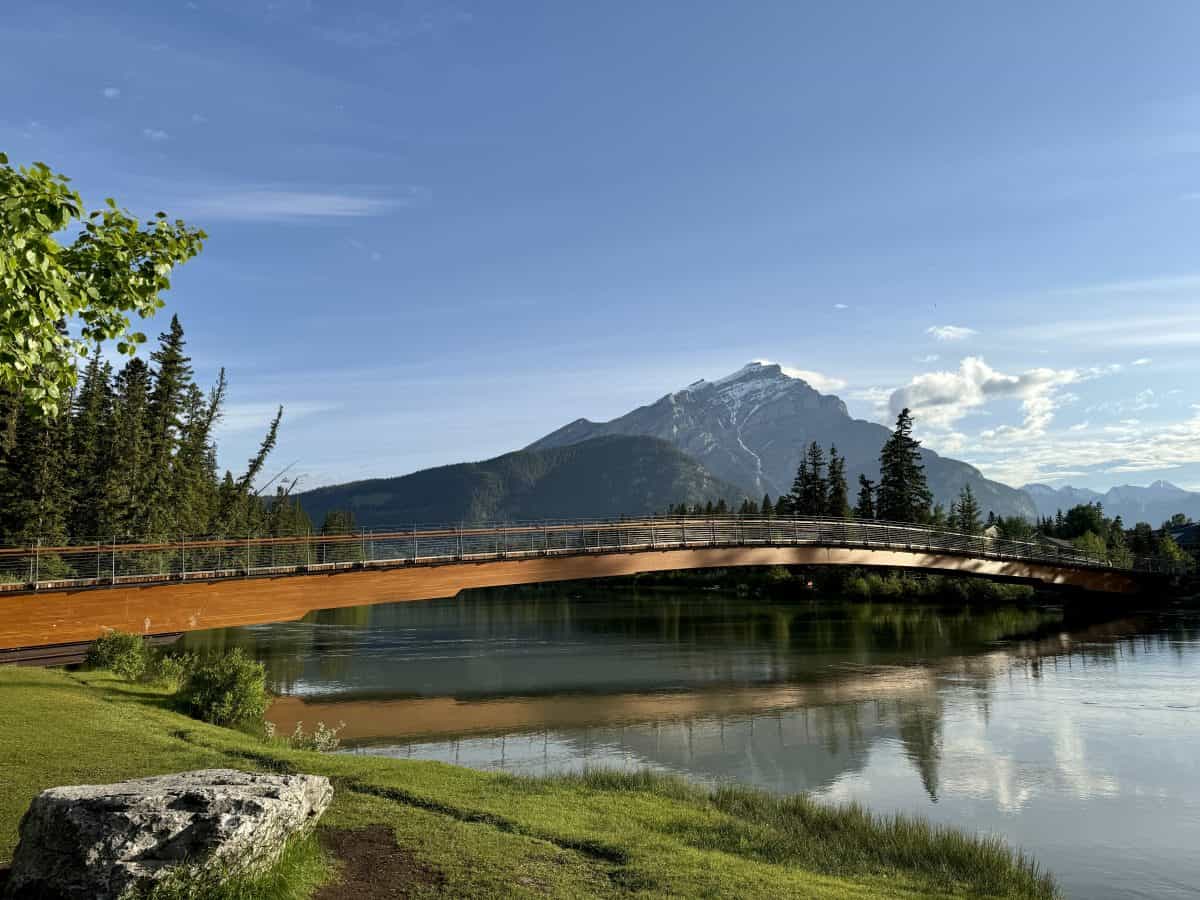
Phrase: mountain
[
  {"left": 1022, "top": 480, "right": 1200, "bottom": 525},
  {"left": 296, "top": 435, "right": 741, "bottom": 528},
  {"left": 528, "top": 362, "right": 1037, "bottom": 519}
]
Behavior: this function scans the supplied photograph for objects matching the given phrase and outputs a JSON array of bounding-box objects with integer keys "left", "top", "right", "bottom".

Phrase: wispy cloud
[
  {"left": 833, "top": 303, "right": 848, "bottom": 310},
  {"left": 916, "top": 354, "right": 940, "bottom": 363},
  {"left": 926, "top": 325, "right": 977, "bottom": 341},
  {"left": 142, "top": 127, "right": 169, "bottom": 141},
  {"left": 308, "top": 5, "right": 474, "bottom": 49},
  {"left": 1132, "top": 357, "right": 1152, "bottom": 366},
  {"left": 959, "top": 408, "right": 1200, "bottom": 486},
  {"left": 215, "top": 401, "right": 338, "bottom": 436},
  {"left": 102, "top": 87, "right": 121, "bottom": 100},
  {"left": 174, "top": 189, "right": 411, "bottom": 222}
]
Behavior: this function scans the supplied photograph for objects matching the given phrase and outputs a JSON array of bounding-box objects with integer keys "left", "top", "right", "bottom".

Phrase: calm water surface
[{"left": 182, "top": 588, "right": 1200, "bottom": 899}]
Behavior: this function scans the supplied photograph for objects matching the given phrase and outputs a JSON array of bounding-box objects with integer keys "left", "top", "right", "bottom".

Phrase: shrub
[
  {"left": 144, "top": 651, "right": 198, "bottom": 690},
  {"left": 177, "top": 649, "right": 267, "bottom": 728},
  {"left": 85, "top": 630, "right": 149, "bottom": 681}
]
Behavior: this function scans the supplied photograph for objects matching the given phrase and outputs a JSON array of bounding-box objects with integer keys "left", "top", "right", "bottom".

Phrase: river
[{"left": 180, "top": 587, "right": 1200, "bottom": 899}]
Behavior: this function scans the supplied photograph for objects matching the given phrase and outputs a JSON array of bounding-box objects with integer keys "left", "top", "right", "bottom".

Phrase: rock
[{"left": 4, "top": 769, "right": 333, "bottom": 900}]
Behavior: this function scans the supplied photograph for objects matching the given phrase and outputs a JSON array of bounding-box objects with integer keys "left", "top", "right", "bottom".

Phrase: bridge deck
[{"left": 0, "top": 517, "right": 1172, "bottom": 652}]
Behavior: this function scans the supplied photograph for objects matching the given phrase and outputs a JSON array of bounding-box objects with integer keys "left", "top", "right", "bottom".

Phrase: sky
[{"left": 3, "top": 1, "right": 1200, "bottom": 493}]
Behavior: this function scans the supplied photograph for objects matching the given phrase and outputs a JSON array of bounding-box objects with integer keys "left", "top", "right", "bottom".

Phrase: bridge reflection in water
[
  {"left": 183, "top": 589, "right": 1200, "bottom": 900},
  {"left": 0, "top": 516, "right": 1176, "bottom": 651}
]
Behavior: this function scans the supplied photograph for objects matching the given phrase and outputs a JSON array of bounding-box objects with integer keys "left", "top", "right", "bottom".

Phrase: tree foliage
[
  {"left": 877, "top": 408, "right": 932, "bottom": 523},
  {"left": 0, "top": 317, "right": 286, "bottom": 544},
  {"left": 0, "top": 153, "right": 205, "bottom": 416}
]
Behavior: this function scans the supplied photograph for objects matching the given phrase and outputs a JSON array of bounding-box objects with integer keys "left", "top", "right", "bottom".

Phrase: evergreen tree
[
  {"left": 876, "top": 408, "right": 932, "bottom": 523},
  {"left": 145, "top": 316, "right": 194, "bottom": 536},
  {"left": 761, "top": 494, "right": 773, "bottom": 518},
  {"left": 854, "top": 475, "right": 875, "bottom": 519},
  {"left": 954, "top": 484, "right": 982, "bottom": 534},
  {"left": 67, "top": 349, "right": 114, "bottom": 538},
  {"left": 792, "top": 441, "right": 827, "bottom": 515},
  {"left": 715, "top": 498, "right": 728, "bottom": 515},
  {"left": 0, "top": 400, "right": 72, "bottom": 544},
  {"left": 825, "top": 446, "right": 850, "bottom": 518},
  {"left": 101, "top": 358, "right": 153, "bottom": 537},
  {"left": 775, "top": 494, "right": 791, "bottom": 516},
  {"left": 790, "top": 458, "right": 808, "bottom": 511}
]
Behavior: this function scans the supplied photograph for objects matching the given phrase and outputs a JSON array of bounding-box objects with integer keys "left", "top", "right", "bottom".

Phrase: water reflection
[{"left": 181, "top": 591, "right": 1200, "bottom": 899}]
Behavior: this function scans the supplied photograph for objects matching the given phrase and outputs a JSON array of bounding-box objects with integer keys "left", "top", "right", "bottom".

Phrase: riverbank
[{"left": 0, "top": 666, "right": 1056, "bottom": 898}]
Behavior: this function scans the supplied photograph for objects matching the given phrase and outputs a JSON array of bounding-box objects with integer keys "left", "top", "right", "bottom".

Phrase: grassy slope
[{"left": 0, "top": 667, "right": 1057, "bottom": 899}]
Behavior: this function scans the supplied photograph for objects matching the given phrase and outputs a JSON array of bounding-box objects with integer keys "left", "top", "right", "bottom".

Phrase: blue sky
[{"left": 4, "top": 1, "right": 1200, "bottom": 492}]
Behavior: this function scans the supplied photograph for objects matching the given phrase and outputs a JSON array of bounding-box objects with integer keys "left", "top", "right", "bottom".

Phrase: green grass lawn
[{"left": 0, "top": 666, "right": 1059, "bottom": 899}]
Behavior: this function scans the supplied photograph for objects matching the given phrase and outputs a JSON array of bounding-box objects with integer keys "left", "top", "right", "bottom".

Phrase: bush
[
  {"left": 85, "top": 630, "right": 149, "bottom": 681},
  {"left": 144, "top": 651, "right": 198, "bottom": 690},
  {"left": 177, "top": 649, "right": 268, "bottom": 728}
]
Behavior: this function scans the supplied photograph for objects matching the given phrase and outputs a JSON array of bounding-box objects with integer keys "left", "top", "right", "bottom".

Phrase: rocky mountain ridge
[{"left": 530, "top": 362, "right": 1037, "bottom": 519}]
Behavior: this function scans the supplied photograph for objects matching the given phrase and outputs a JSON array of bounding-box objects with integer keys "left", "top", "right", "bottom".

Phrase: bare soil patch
[{"left": 315, "top": 825, "right": 444, "bottom": 899}]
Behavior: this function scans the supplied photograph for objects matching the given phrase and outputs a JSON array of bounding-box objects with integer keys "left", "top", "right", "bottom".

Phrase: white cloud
[
  {"left": 177, "top": 190, "right": 396, "bottom": 221},
  {"left": 916, "top": 354, "right": 940, "bottom": 363},
  {"left": 142, "top": 127, "right": 169, "bottom": 141},
  {"left": 1068, "top": 422, "right": 1089, "bottom": 432},
  {"left": 1086, "top": 389, "right": 1158, "bottom": 416},
  {"left": 191, "top": 112, "right": 207, "bottom": 124},
  {"left": 215, "top": 402, "right": 337, "bottom": 436},
  {"left": 889, "top": 356, "right": 1079, "bottom": 441},
  {"left": 1132, "top": 357, "right": 1152, "bottom": 366},
  {"left": 778, "top": 367, "right": 847, "bottom": 393},
  {"left": 926, "top": 325, "right": 978, "bottom": 342},
  {"left": 102, "top": 87, "right": 121, "bottom": 99},
  {"left": 965, "top": 407, "right": 1200, "bottom": 485},
  {"left": 833, "top": 303, "right": 849, "bottom": 310}
]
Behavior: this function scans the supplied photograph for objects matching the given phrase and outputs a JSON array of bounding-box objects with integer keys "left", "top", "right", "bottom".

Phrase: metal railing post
[
  {"left": 111, "top": 537, "right": 116, "bottom": 583},
  {"left": 414, "top": 525, "right": 419, "bottom": 562},
  {"left": 458, "top": 525, "right": 464, "bottom": 560},
  {"left": 246, "top": 535, "right": 252, "bottom": 574},
  {"left": 181, "top": 536, "right": 186, "bottom": 580},
  {"left": 32, "top": 538, "right": 39, "bottom": 589}
]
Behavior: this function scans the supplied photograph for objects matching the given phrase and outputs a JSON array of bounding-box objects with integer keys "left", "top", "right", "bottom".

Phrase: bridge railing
[{"left": 0, "top": 516, "right": 1186, "bottom": 593}]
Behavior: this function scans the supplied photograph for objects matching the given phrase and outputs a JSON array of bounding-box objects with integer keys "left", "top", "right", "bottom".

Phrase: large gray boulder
[{"left": 3, "top": 769, "right": 333, "bottom": 900}]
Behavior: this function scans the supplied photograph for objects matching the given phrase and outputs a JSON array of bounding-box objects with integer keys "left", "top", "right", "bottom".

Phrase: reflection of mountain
[
  {"left": 182, "top": 590, "right": 1200, "bottom": 811},
  {"left": 348, "top": 699, "right": 934, "bottom": 796}
]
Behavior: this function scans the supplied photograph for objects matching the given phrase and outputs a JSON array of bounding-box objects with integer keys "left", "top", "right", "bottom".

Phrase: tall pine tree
[
  {"left": 876, "top": 408, "right": 932, "bottom": 523},
  {"left": 826, "top": 446, "right": 850, "bottom": 518}
]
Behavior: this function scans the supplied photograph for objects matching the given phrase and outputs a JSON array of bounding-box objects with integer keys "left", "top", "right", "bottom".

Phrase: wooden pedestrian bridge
[{"left": 0, "top": 516, "right": 1181, "bottom": 656}]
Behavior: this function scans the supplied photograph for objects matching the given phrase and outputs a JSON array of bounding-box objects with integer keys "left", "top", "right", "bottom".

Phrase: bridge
[{"left": 0, "top": 516, "right": 1180, "bottom": 656}]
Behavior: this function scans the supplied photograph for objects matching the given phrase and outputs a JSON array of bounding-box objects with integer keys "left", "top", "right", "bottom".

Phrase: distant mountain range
[
  {"left": 299, "top": 362, "right": 1198, "bottom": 527},
  {"left": 297, "top": 435, "right": 739, "bottom": 527},
  {"left": 1022, "top": 480, "right": 1200, "bottom": 526},
  {"left": 529, "top": 362, "right": 1036, "bottom": 519}
]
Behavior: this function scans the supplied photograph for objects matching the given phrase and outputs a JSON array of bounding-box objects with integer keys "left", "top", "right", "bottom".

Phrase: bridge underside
[{"left": 0, "top": 546, "right": 1141, "bottom": 653}]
